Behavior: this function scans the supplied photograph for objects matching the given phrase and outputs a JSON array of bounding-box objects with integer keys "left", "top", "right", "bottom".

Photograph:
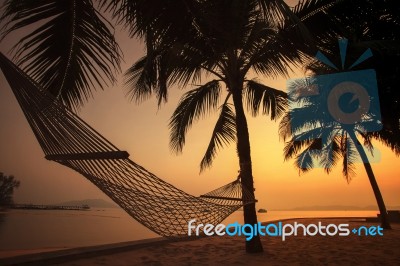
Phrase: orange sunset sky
[{"left": 0, "top": 0, "right": 399, "bottom": 210}]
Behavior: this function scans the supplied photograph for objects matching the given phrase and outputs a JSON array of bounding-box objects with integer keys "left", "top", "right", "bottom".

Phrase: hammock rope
[{"left": 0, "top": 53, "right": 256, "bottom": 237}]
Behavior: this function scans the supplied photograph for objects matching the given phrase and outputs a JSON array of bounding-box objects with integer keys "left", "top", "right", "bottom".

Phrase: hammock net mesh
[{"left": 0, "top": 53, "right": 256, "bottom": 238}]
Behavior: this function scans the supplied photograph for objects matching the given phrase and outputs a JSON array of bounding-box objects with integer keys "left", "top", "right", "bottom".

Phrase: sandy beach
[{"left": 1, "top": 218, "right": 399, "bottom": 266}]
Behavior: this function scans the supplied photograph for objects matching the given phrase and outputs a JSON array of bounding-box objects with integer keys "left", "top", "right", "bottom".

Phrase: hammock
[{"left": 0, "top": 53, "right": 256, "bottom": 237}]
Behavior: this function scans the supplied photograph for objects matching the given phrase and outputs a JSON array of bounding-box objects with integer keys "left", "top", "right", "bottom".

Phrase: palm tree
[
  {"left": 279, "top": 43, "right": 392, "bottom": 228},
  {"left": 283, "top": 0, "right": 400, "bottom": 229},
  {"left": 125, "top": 0, "right": 313, "bottom": 252}
]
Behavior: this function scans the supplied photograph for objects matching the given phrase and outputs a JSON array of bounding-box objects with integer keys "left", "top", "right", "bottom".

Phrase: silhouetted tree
[
  {"left": 280, "top": 70, "right": 392, "bottom": 229},
  {"left": 0, "top": 172, "right": 20, "bottom": 206},
  {"left": 282, "top": 0, "right": 400, "bottom": 229},
  {"left": 125, "top": 0, "right": 316, "bottom": 253}
]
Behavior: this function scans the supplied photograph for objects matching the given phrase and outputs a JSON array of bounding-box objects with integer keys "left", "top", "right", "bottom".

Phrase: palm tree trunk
[
  {"left": 348, "top": 131, "right": 392, "bottom": 229},
  {"left": 231, "top": 90, "right": 264, "bottom": 253}
]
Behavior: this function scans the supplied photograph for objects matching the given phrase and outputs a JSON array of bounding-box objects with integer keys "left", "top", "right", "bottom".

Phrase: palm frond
[
  {"left": 319, "top": 134, "right": 341, "bottom": 174},
  {"left": 163, "top": 43, "right": 205, "bottom": 90},
  {"left": 125, "top": 55, "right": 156, "bottom": 103},
  {"left": 245, "top": 80, "right": 287, "bottom": 120},
  {"left": 248, "top": 25, "right": 310, "bottom": 77},
  {"left": 286, "top": 76, "right": 318, "bottom": 103},
  {"left": 355, "top": 130, "right": 375, "bottom": 155},
  {"left": 239, "top": 17, "right": 276, "bottom": 63},
  {"left": 169, "top": 80, "right": 221, "bottom": 153},
  {"left": 99, "top": 0, "right": 199, "bottom": 39},
  {"left": 295, "top": 144, "right": 320, "bottom": 174},
  {"left": 200, "top": 100, "right": 236, "bottom": 172},
  {"left": 257, "top": 0, "right": 304, "bottom": 23},
  {"left": 125, "top": 41, "right": 206, "bottom": 106},
  {"left": 292, "top": 0, "right": 340, "bottom": 22},
  {"left": 257, "top": 0, "right": 317, "bottom": 51},
  {"left": 279, "top": 112, "right": 292, "bottom": 141},
  {"left": 341, "top": 134, "right": 357, "bottom": 182},
  {"left": 287, "top": 105, "right": 326, "bottom": 136},
  {"left": 292, "top": 126, "right": 325, "bottom": 143},
  {"left": 1, "top": 0, "right": 121, "bottom": 109},
  {"left": 291, "top": 0, "right": 346, "bottom": 52},
  {"left": 370, "top": 130, "right": 400, "bottom": 156},
  {"left": 283, "top": 135, "right": 321, "bottom": 161},
  {"left": 97, "top": 0, "right": 138, "bottom": 35}
]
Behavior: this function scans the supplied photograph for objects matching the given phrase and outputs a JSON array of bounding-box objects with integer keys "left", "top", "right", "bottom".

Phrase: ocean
[{"left": 0, "top": 208, "right": 378, "bottom": 250}]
